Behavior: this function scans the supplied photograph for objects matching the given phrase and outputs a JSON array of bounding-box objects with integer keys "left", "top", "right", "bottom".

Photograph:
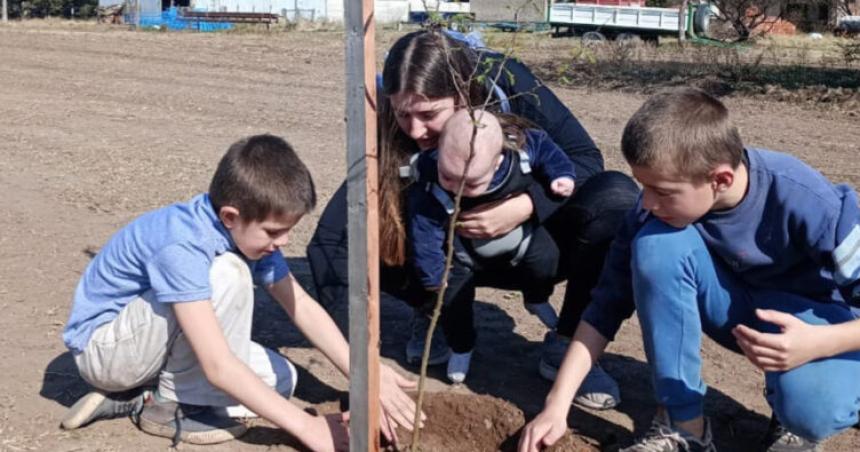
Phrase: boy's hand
[
  {"left": 732, "top": 309, "right": 824, "bottom": 371},
  {"left": 518, "top": 408, "right": 568, "bottom": 452},
  {"left": 378, "top": 364, "right": 424, "bottom": 446},
  {"left": 305, "top": 412, "right": 349, "bottom": 452},
  {"left": 550, "top": 177, "right": 575, "bottom": 197}
]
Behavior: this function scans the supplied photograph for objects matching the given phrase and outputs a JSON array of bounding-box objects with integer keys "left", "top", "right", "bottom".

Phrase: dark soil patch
[
  {"left": 532, "top": 52, "right": 860, "bottom": 115},
  {"left": 390, "top": 392, "right": 597, "bottom": 451}
]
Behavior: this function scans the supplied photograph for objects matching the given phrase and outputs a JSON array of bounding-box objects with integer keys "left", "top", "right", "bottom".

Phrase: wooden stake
[{"left": 346, "top": 0, "right": 380, "bottom": 450}]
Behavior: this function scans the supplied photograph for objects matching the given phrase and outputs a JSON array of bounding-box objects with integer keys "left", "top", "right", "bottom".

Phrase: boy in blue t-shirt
[
  {"left": 61, "top": 135, "right": 420, "bottom": 450},
  {"left": 520, "top": 88, "right": 860, "bottom": 452}
]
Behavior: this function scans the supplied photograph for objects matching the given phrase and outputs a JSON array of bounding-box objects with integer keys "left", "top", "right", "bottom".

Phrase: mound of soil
[{"left": 390, "top": 392, "right": 597, "bottom": 452}]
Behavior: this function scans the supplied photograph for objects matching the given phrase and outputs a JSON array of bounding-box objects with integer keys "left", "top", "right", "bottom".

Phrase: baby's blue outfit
[{"left": 583, "top": 148, "right": 860, "bottom": 441}]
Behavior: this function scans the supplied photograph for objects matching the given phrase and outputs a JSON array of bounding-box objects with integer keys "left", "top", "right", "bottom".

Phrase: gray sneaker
[
  {"left": 137, "top": 397, "right": 247, "bottom": 445},
  {"left": 621, "top": 412, "right": 716, "bottom": 452},
  {"left": 762, "top": 415, "right": 820, "bottom": 452},
  {"left": 60, "top": 388, "right": 149, "bottom": 430},
  {"left": 405, "top": 309, "right": 451, "bottom": 366},
  {"left": 538, "top": 331, "right": 620, "bottom": 410}
]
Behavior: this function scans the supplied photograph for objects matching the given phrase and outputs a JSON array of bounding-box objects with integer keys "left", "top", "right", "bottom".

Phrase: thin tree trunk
[
  {"left": 679, "top": 0, "right": 688, "bottom": 43},
  {"left": 3, "top": 0, "right": 8, "bottom": 23}
]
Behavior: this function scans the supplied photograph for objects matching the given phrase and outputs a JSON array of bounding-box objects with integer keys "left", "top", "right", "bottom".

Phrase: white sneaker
[
  {"left": 221, "top": 405, "right": 257, "bottom": 419},
  {"left": 446, "top": 350, "right": 473, "bottom": 384},
  {"left": 525, "top": 302, "right": 559, "bottom": 329}
]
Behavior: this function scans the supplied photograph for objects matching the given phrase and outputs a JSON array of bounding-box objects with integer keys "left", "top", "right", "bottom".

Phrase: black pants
[
  {"left": 306, "top": 170, "right": 639, "bottom": 340},
  {"left": 417, "top": 225, "right": 559, "bottom": 353}
]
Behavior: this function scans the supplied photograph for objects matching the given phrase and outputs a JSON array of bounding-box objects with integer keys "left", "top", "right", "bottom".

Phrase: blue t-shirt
[
  {"left": 583, "top": 148, "right": 860, "bottom": 341},
  {"left": 63, "top": 194, "right": 290, "bottom": 354}
]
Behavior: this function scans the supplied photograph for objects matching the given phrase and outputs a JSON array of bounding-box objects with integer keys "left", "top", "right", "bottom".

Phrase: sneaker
[
  {"left": 524, "top": 302, "right": 559, "bottom": 329},
  {"left": 447, "top": 350, "right": 473, "bottom": 384},
  {"left": 762, "top": 415, "right": 820, "bottom": 452},
  {"left": 621, "top": 412, "right": 716, "bottom": 452},
  {"left": 405, "top": 309, "right": 452, "bottom": 366},
  {"left": 60, "top": 388, "right": 149, "bottom": 430},
  {"left": 137, "top": 396, "right": 247, "bottom": 445},
  {"left": 538, "top": 331, "right": 620, "bottom": 410}
]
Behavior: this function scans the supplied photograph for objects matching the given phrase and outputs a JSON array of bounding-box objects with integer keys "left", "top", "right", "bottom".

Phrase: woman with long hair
[{"left": 307, "top": 29, "right": 639, "bottom": 409}]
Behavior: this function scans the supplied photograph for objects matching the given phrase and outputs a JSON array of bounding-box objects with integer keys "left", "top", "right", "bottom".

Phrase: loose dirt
[
  {"left": 2, "top": 21, "right": 859, "bottom": 451},
  {"left": 389, "top": 393, "right": 597, "bottom": 451}
]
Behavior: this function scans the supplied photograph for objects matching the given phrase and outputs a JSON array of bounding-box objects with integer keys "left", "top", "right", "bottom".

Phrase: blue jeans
[{"left": 631, "top": 219, "right": 860, "bottom": 441}]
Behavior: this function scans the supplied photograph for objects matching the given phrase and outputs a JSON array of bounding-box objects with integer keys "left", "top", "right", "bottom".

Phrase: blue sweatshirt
[
  {"left": 407, "top": 128, "right": 575, "bottom": 289},
  {"left": 582, "top": 148, "right": 860, "bottom": 341}
]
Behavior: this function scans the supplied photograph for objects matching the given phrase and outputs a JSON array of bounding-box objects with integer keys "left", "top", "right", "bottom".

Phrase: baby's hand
[{"left": 550, "top": 177, "right": 575, "bottom": 197}]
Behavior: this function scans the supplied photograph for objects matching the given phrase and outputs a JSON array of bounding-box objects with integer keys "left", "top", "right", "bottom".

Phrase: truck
[
  {"left": 407, "top": 0, "right": 471, "bottom": 23},
  {"left": 547, "top": 0, "right": 714, "bottom": 41}
]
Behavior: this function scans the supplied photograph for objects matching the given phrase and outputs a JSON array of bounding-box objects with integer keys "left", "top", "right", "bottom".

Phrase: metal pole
[
  {"left": 2, "top": 0, "right": 8, "bottom": 23},
  {"left": 345, "top": 0, "right": 380, "bottom": 450}
]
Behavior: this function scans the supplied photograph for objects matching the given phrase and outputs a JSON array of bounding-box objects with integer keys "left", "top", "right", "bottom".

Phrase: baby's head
[{"left": 437, "top": 109, "right": 504, "bottom": 197}]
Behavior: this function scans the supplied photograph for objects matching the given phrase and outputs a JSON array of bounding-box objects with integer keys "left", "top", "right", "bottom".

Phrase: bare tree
[
  {"left": 406, "top": 2, "right": 542, "bottom": 450},
  {"left": 711, "top": 0, "right": 790, "bottom": 40},
  {"left": 834, "top": 0, "right": 858, "bottom": 17}
]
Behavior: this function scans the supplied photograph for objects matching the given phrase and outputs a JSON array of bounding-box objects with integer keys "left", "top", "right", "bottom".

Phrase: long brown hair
[{"left": 378, "top": 30, "right": 490, "bottom": 266}]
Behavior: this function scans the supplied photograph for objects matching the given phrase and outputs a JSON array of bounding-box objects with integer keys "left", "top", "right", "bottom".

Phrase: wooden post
[{"left": 345, "top": 0, "right": 380, "bottom": 451}]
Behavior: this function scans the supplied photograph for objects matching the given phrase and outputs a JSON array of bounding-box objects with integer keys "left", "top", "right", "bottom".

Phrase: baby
[{"left": 407, "top": 109, "right": 575, "bottom": 383}]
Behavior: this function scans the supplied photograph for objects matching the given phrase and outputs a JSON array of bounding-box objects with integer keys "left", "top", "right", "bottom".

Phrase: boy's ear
[
  {"left": 219, "top": 206, "right": 242, "bottom": 230},
  {"left": 711, "top": 164, "right": 735, "bottom": 193}
]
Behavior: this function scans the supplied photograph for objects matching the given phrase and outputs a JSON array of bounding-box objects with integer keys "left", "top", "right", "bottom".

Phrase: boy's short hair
[
  {"left": 209, "top": 134, "right": 316, "bottom": 221},
  {"left": 621, "top": 88, "right": 744, "bottom": 180}
]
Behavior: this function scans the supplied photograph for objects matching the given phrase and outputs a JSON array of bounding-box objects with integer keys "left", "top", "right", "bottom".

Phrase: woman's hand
[
  {"left": 456, "top": 193, "right": 534, "bottom": 239},
  {"left": 732, "top": 309, "right": 828, "bottom": 372},
  {"left": 378, "top": 364, "right": 424, "bottom": 446}
]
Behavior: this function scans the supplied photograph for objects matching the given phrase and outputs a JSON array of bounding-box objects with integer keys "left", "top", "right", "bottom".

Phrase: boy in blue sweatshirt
[
  {"left": 407, "top": 109, "right": 575, "bottom": 384},
  {"left": 60, "top": 135, "right": 419, "bottom": 450},
  {"left": 520, "top": 88, "right": 860, "bottom": 452}
]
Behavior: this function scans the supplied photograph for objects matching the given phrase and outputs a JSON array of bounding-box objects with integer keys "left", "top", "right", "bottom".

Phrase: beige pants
[{"left": 74, "top": 252, "right": 297, "bottom": 410}]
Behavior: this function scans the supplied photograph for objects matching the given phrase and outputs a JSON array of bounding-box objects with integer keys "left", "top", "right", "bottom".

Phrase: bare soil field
[{"left": 1, "top": 22, "right": 860, "bottom": 451}]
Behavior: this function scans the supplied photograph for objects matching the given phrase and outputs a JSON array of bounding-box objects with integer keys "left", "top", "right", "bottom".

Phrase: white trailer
[
  {"left": 187, "top": 0, "right": 468, "bottom": 23},
  {"left": 407, "top": 0, "right": 471, "bottom": 23},
  {"left": 548, "top": 1, "right": 712, "bottom": 41}
]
